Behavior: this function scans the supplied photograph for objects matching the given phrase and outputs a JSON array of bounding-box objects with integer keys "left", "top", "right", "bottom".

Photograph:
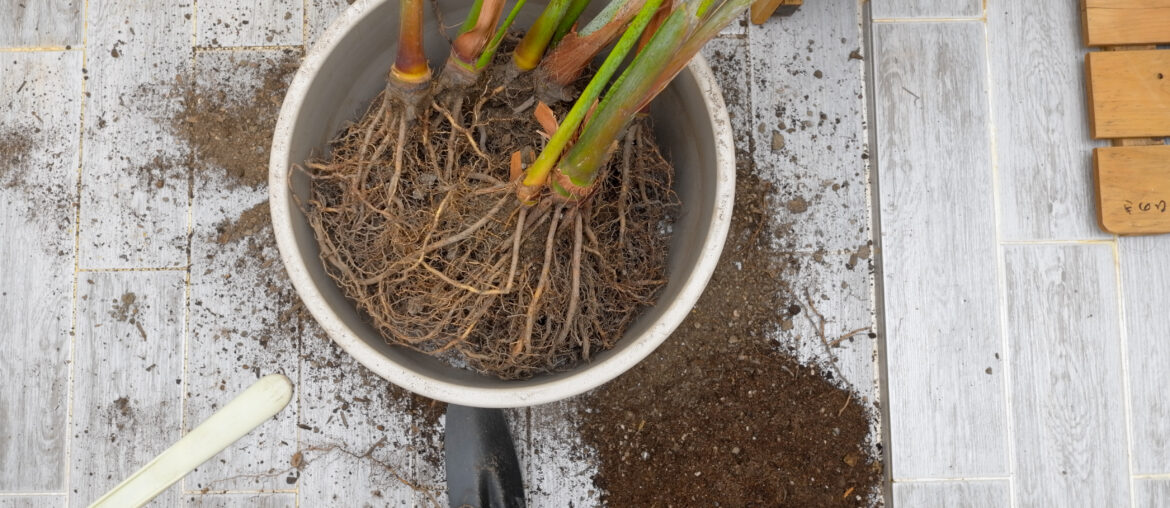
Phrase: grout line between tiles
[
  {"left": 982, "top": 15, "right": 1018, "bottom": 508},
  {"left": 1134, "top": 473, "right": 1170, "bottom": 480},
  {"left": 1000, "top": 239, "right": 1117, "bottom": 246},
  {"left": 872, "top": 17, "right": 985, "bottom": 24},
  {"left": 0, "top": 492, "right": 67, "bottom": 497},
  {"left": 182, "top": 489, "right": 299, "bottom": 495},
  {"left": 1113, "top": 239, "right": 1138, "bottom": 508},
  {"left": 181, "top": 1, "right": 198, "bottom": 497},
  {"left": 63, "top": 1, "right": 90, "bottom": 504},
  {"left": 78, "top": 266, "right": 188, "bottom": 272},
  {"left": 893, "top": 476, "right": 1013, "bottom": 483},
  {"left": 860, "top": 7, "right": 894, "bottom": 501},
  {"left": 0, "top": 46, "right": 82, "bottom": 52},
  {"left": 194, "top": 44, "right": 305, "bottom": 52},
  {"left": 853, "top": 1, "right": 887, "bottom": 500}
]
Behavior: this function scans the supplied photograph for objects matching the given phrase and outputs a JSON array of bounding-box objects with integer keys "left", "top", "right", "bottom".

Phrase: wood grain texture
[
  {"left": 0, "top": 495, "right": 64, "bottom": 508},
  {"left": 1094, "top": 145, "right": 1170, "bottom": 235},
  {"left": 196, "top": 0, "right": 303, "bottom": 47},
  {"left": 0, "top": 50, "right": 82, "bottom": 492},
  {"left": 296, "top": 335, "right": 432, "bottom": 507},
  {"left": 0, "top": 0, "right": 82, "bottom": 47},
  {"left": 1004, "top": 244, "right": 1128, "bottom": 507},
  {"left": 988, "top": 1, "right": 1110, "bottom": 241},
  {"left": 748, "top": 0, "right": 871, "bottom": 254},
  {"left": 522, "top": 402, "right": 601, "bottom": 507},
  {"left": 69, "top": 271, "right": 186, "bottom": 508},
  {"left": 1084, "top": 0, "right": 1170, "bottom": 46},
  {"left": 304, "top": 0, "right": 352, "bottom": 48},
  {"left": 183, "top": 50, "right": 299, "bottom": 493},
  {"left": 1120, "top": 234, "right": 1170, "bottom": 473},
  {"left": 79, "top": 0, "right": 191, "bottom": 269},
  {"left": 892, "top": 480, "right": 1011, "bottom": 508},
  {"left": 184, "top": 493, "right": 295, "bottom": 507},
  {"left": 874, "top": 22, "right": 1009, "bottom": 479},
  {"left": 1086, "top": 50, "right": 1170, "bottom": 139},
  {"left": 871, "top": 0, "right": 982, "bottom": 19},
  {"left": 1135, "top": 479, "right": 1170, "bottom": 508}
]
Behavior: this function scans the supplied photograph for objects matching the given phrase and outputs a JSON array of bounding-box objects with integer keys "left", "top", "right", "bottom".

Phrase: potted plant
[{"left": 270, "top": 0, "right": 739, "bottom": 407}]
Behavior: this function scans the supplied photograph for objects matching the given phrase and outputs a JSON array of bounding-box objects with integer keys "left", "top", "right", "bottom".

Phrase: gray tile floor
[
  {"left": 9, "top": 0, "right": 1165, "bottom": 507},
  {"left": 0, "top": 1, "right": 879, "bottom": 506},
  {"left": 873, "top": 1, "right": 1170, "bottom": 506}
]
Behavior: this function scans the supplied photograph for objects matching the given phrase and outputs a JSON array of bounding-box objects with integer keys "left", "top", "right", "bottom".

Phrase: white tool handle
[{"left": 89, "top": 374, "right": 294, "bottom": 508}]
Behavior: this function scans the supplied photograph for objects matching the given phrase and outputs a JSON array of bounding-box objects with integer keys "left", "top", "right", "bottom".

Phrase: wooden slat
[
  {"left": 893, "top": 480, "right": 1011, "bottom": 508},
  {"left": 874, "top": 21, "right": 1009, "bottom": 479},
  {"left": 989, "top": 1, "right": 1111, "bottom": 241},
  {"left": 69, "top": 271, "right": 186, "bottom": 508},
  {"left": 1093, "top": 145, "right": 1170, "bottom": 235},
  {"left": 79, "top": 0, "right": 192, "bottom": 269},
  {"left": 1086, "top": 49, "right": 1170, "bottom": 139},
  {"left": 0, "top": 50, "right": 82, "bottom": 492},
  {"left": 196, "top": 0, "right": 303, "bottom": 47},
  {"left": 304, "top": 0, "right": 350, "bottom": 48},
  {"left": 0, "top": 0, "right": 82, "bottom": 47},
  {"left": 1120, "top": 234, "right": 1170, "bottom": 473},
  {"left": 1083, "top": 0, "right": 1170, "bottom": 46},
  {"left": 1004, "top": 245, "right": 1129, "bottom": 507}
]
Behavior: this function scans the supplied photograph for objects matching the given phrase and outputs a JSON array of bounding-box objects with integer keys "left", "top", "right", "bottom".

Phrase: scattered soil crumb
[
  {"left": 579, "top": 145, "right": 880, "bottom": 505},
  {"left": 110, "top": 292, "right": 139, "bottom": 322},
  {"left": 113, "top": 396, "right": 131, "bottom": 417},
  {"left": 217, "top": 201, "right": 271, "bottom": 244},
  {"left": 170, "top": 50, "right": 301, "bottom": 188},
  {"left": 787, "top": 196, "right": 810, "bottom": 214},
  {"left": 771, "top": 130, "right": 786, "bottom": 151}
]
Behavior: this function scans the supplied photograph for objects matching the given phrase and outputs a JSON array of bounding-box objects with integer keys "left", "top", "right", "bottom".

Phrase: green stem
[
  {"left": 560, "top": 0, "right": 752, "bottom": 187},
  {"left": 551, "top": 0, "right": 592, "bottom": 46},
  {"left": 477, "top": 0, "right": 528, "bottom": 69},
  {"left": 522, "top": 0, "right": 664, "bottom": 190},
  {"left": 558, "top": 6, "right": 693, "bottom": 187},
  {"left": 461, "top": 0, "right": 485, "bottom": 34},
  {"left": 512, "top": 0, "right": 573, "bottom": 72}
]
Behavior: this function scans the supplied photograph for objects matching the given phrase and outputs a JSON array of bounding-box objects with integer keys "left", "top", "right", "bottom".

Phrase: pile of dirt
[
  {"left": 578, "top": 161, "right": 882, "bottom": 505},
  {"left": 171, "top": 49, "right": 302, "bottom": 188}
]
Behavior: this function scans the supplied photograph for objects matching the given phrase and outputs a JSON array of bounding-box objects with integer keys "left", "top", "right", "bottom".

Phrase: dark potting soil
[
  {"left": 578, "top": 160, "right": 882, "bottom": 505},
  {"left": 171, "top": 49, "right": 302, "bottom": 189}
]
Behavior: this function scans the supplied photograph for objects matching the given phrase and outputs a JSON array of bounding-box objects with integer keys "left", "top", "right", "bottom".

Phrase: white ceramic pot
[{"left": 269, "top": 0, "right": 734, "bottom": 408}]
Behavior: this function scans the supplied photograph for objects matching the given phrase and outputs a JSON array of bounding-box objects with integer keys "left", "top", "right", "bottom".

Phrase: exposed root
[{"left": 300, "top": 62, "right": 678, "bottom": 379}]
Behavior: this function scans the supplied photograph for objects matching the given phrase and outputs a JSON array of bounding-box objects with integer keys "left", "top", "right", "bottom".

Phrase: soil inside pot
[{"left": 301, "top": 39, "right": 678, "bottom": 380}]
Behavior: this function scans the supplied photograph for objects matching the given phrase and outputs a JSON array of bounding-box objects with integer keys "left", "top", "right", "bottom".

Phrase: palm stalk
[
  {"left": 517, "top": 0, "right": 664, "bottom": 202},
  {"left": 442, "top": 0, "right": 507, "bottom": 88},
  {"left": 552, "top": 0, "right": 751, "bottom": 196},
  {"left": 387, "top": 0, "right": 432, "bottom": 113},
  {"left": 550, "top": 0, "right": 593, "bottom": 47},
  {"left": 533, "top": 0, "right": 646, "bottom": 102},
  {"left": 512, "top": 0, "right": 574, "bottom": 73},
  {"left": 476, "top": 0, "right": 529, "bottom": 69}
]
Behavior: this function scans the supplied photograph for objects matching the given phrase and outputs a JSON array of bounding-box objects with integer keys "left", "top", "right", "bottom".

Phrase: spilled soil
[
  {"left": 579, "top": 157, "right": 881, "bottom": 507},
  {"left": 0, "top": 129, "right": 33, "bottom": 188},
  {"left": 171, "top": 49, "right": 301, "bottom": 188}
]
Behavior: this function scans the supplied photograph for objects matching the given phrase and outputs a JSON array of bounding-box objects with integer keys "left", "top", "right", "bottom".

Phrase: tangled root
[{"left": 301, "top": 70, "right": 677, "bottom": 379}]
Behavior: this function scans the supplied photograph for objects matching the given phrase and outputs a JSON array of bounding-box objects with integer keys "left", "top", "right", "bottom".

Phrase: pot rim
[{"left": 269, "top": 0, "right": 735, "bottom": 407}]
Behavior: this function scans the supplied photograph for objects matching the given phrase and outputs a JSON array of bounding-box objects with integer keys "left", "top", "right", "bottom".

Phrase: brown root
[{"left": 300, "top": 60, "right": 678, "bottom": 379}]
